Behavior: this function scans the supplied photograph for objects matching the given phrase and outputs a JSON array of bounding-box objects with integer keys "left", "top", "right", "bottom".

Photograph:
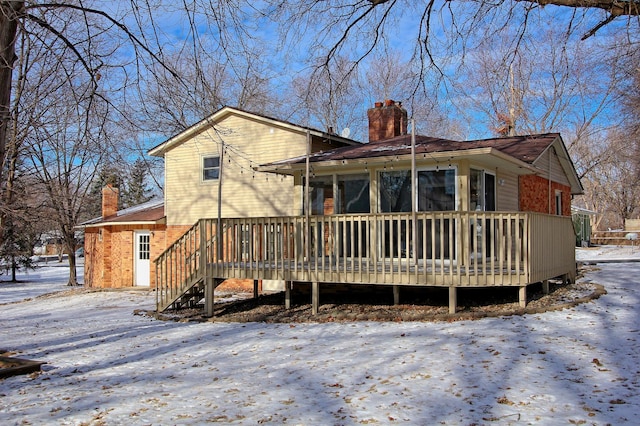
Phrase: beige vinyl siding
[
  {"left": 496, "top": 170, "right": 519, "bottom": 211},
  {"left": 164, "top": 114, "right": 306, "bottom": 225},
  {"left": 534, "top": 147, "right": 570, "bottom": 187}
]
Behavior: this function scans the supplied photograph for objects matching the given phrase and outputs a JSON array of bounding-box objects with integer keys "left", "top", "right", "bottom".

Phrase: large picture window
[
  {"left": 379, "top": 169, "right": 457, "bottom": 213},
  {"left": 203, "top": 156, "right": 220, "bottom": 180},
  {"left": 418, "top": 169, "right": 456, "bottom": 211},
  {"left": 337, "top": 174, "right": 370, "bottom": 214},
  {"left": 379, "top": 170, "right": 411, "bottom": 212}
]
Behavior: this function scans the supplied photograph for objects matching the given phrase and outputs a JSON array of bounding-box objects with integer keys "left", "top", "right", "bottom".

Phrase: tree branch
[{"left": 518, "top": 0, "right": 640, "bottom": 16}]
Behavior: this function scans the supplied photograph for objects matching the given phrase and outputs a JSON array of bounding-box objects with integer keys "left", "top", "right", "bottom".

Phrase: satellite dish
[{"left": 341, "top": 127, "right": 351, "bottom": 138}]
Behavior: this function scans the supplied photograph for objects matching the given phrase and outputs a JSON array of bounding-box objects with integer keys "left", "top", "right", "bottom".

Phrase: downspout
[
  {"left": 410, "top": 119, "right": 417, "bottom": 259},
  {"left": 305, "top": 130, "right": 310, "bottom": 262},
  {"left": 548, "top": 147, "right": 552, "bottom": 214}
]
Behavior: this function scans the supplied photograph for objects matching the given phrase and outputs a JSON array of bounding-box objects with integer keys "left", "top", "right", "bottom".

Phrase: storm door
[
  {"left": 417, "top": 168, "right": 457, "bottom": 258},
  {"left": 470, "top": 169, "right": 496, "bottom": 259}
]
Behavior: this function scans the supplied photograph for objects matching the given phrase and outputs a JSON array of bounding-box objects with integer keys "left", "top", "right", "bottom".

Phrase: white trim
[{"left": 134, "top": 231, "right": 151, "bottom": 287}]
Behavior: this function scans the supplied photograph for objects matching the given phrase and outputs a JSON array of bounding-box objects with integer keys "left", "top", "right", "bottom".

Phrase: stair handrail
[{"left": 155, "top": 218, "right": 226, "bottom": 311}]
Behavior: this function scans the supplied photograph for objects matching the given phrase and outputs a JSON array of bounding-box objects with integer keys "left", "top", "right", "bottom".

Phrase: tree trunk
[
  {"left": 0, "top": 1, "right": 24, "bottom": 247},
  {"left": 11, "top": 255, "right": 17, "bottom": 282},
  {"left": 63, "top": 239, "right": 78, "bottom": 286},
  {"left": 67, "top": 251, "right": 77, "bottom": 286}
]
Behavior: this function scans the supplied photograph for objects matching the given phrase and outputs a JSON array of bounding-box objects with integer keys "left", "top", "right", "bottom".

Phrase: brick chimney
[
  {"left": 102, "top": 184, "right": 119, "bottom": 219},
  {"left": 367, "top": 99, "right": 408, "bottom": 142}
]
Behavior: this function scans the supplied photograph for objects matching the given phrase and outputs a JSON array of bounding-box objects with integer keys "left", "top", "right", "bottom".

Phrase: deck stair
[{"left": 155, "top": 220, "right": 223, "bottom": 312}]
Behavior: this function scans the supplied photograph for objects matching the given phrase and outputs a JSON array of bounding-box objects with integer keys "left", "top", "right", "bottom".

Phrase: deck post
[
  {"left": 542, "top": 280, "right": 549, "bottom": 295},
  {"left": 393, "top": 285, "right": 400, "bottom": 305},
  {"left": 204, "top": 278, "right": 215, "bottom": 317},
  {"left": 285, "top": 281, "right": 291, "bottom": 309},
  {"left": 448, "top": 286, "right": 457, "bottom": 314},
  {"left": 253, "top": 280, "right": 259, "bottom": 299},
  {"left": 312, "top": 281, "right": 319, "bottom": 315},
  {"left": 519, "top": 285, "right": 527, "bottom": 308}
]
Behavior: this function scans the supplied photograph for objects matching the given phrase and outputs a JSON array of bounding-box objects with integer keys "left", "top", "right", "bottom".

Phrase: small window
[
  {"left": 555, "top": 190, "right": 562, "bottom": 215},
  {"left": 138, "top": 234, "right": 150, "bottom": 260},
  {"left": 203, "top": 156, "right": 220, "bottom": 180}
]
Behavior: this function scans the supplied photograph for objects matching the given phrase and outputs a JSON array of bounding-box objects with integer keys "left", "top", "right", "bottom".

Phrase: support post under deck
[
  {"left": 449, "top": 287, "right": 457, "bottom": 314},
  {"left": 312, "top": 282, "right": 319, "bottom": 315},
  {"left": 519, "top": 286, "right": 527, "bottom": 308},
  {"left": 393, "top": 285, "right": 400, "bottom": 305},
  {"left": 542, "top": 280, "right": 550, "bottom": 295},
  {"left": 285, "top": 281, "right": 291, "bottom": 310},
  {"left": 253, "top": 280, "right": 259, "bottom": 299},
  {"left": 204, "top": 278, "right": 215, "bottom": 318}
]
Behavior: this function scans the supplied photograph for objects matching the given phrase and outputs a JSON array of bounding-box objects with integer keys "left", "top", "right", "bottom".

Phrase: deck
[{"left": 155, "top": 212, "right": 576, "bottom": 314}]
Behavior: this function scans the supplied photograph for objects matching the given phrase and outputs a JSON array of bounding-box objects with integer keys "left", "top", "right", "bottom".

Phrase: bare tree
[
  {"left": 267, "top": 1, "right": 638, "bottom": 116},
  {"left": 10, "top": 14, "right": 124, "bottom": 285},
  {"left": 1, "top": 1, "right": 277, "bottom": 285},
  {"left": 453, "top": 24, "right": 622, "bottom": 135},
  {"left": 286, "top": 56, "right": 364, "bottom": 137},
  {"left": 579, "top": 130, "right": 640, "bottom": 230}
]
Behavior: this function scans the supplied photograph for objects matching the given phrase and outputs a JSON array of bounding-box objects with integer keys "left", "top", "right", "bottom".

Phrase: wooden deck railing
[
  {"left": 155, "top": 222, "right": 203, "bottom": 311},
  {"left": 155, "top": 212, "right": 576, "bottom": 311}
]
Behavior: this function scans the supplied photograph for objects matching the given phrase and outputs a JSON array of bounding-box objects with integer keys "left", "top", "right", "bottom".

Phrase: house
[
  {"left": 83, "top": 100, "right": 582, "bottom": 315},
  {"left": 82, "top": 186, "right": 165, "bottom": 288},
  {"left": 81, "top": 106, "right": 359, "bottom": 290},
  {"left": 154, "top": 100, "right": 582, "bottom": 315},
  {"left": 571, "top": 207, "right": 596, "bottom": 247}
]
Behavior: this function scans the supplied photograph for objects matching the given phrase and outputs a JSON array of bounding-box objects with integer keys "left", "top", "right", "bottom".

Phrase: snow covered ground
[{"left": 0, "top": 248, "right": 639, "bottom": 424}]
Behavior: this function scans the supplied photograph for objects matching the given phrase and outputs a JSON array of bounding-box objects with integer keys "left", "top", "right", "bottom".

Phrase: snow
[
  {"left": 1, "top": 247, "right": 639, "bottom": 424},
  {"left": 0, "top": 258, "right": 83, "bottom": 304}
]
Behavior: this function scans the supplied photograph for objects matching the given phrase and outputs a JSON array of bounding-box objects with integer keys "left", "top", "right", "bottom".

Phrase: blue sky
[{"left": 107, "top": 1, "right": 636, "bottom": 145}]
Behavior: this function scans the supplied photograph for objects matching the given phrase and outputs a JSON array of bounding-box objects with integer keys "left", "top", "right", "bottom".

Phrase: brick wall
[
  {"left": 84, "top": 230, "right": 101, "bottom": 288},
  {"left": 85, "top": 224, "right": 167, "bottom": 289},
  {"left": 519, "top": 175, "right": 571, "bottom": 216}
]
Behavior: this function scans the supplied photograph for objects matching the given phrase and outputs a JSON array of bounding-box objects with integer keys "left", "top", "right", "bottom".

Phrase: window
[
  {"left": 379, "top": 168, "right": 457, "bottom": 213},
  {"left": 138, "top": 234, "right": 150, "bottom": 260},
  {"left": 555, "top": 190, "right": 562, "bottom": 215},
  {"left": 302, "top": 177, "right": 333, "bottom": 215},
  {"left": 379, "top": 170, "right": 412, "bottom": 212},
  {"left": 203, "top": 156, "right": 220, "bottom": 180},
  {"left": 336, "top": 174, "right": 370, "bottom": 214},
  {"left": 470, "top": 169, "right": 496, "bottom": 211},
  {"left": 418, "top": 169, "right": 456, "bottom": 211}
]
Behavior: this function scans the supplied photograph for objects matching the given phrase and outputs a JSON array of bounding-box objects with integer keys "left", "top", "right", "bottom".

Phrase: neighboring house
[
  {"left": 81, "top": 106, "right": 359, "bottom": 290},
  {"left": 572, "top": 207, "right": 597, "bottom": 247},
  {"left": 33, "top": 231, "right": 84, "bottom": 257},
  {"left": 154, "top": 100, "right": 583, "bottom": 315}
]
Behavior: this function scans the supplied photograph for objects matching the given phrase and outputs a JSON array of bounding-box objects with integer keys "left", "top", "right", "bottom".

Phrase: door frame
[{"left": 134, "top": 231, "right": 151, "bottom": 287}]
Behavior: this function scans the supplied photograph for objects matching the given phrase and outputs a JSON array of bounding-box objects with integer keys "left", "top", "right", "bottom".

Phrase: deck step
[{"left": 157, "top": 276, "right": 228, "bottom": 313}]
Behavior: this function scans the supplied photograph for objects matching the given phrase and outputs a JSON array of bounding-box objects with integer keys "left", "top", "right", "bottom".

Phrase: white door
[{"left": 135, "top": 231, "right": 151, "bottom": 287}]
